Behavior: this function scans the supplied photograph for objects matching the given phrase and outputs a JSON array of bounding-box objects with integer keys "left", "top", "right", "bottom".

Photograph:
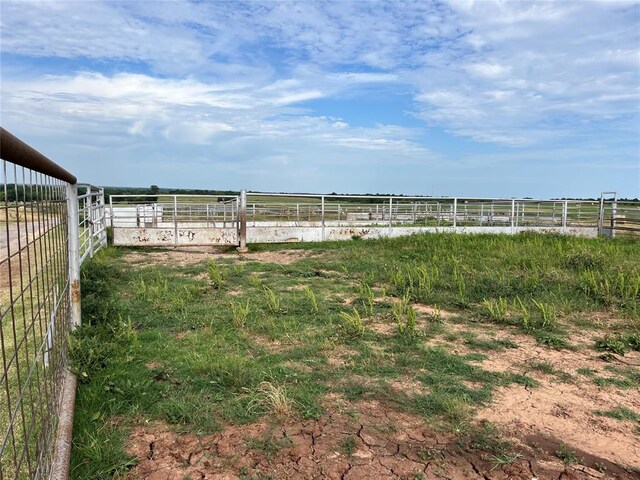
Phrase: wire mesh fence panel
[{"left": 1, "top": 160, "right": 72, "bottom": 479}]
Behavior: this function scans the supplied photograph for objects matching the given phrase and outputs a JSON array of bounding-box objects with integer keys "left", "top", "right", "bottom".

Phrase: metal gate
[
  {"left": 599, "top": 192, "right": 640, "bottom": 238},
  {"left": 109, "top": 194, "right": 240, "bottom": 246}
]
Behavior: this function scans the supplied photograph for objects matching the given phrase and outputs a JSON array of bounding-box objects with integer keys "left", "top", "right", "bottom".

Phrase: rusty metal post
[
  {"left": 67, "top": 183, "right": 81, "bottom": 329},
  {"left": 237, "top": 190, "right": 248, "bottom": 252},
  {"left": 49, "top": 370, "right": 77, "bottom": 480}
]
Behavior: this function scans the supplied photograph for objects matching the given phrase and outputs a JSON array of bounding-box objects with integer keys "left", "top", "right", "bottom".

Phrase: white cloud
[
  {"left": 0, "top": 0, "right": 638, "bottom": 196},
  {"left": 465, "top": 63, "right": 511, "bottom": 79}
]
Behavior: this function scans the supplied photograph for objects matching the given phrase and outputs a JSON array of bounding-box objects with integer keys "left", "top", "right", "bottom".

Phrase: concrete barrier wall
[
  {"left": 247, "top": 225, "right": 599, "bottom": 243},
  {"left": 113, "top": 227, "right": 238, "bottom": 246},
  {"left": 113, "top": 224, "right": 598, "bottom": 246}
]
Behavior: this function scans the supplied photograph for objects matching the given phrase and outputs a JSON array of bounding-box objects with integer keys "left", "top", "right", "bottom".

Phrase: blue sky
[{"left": 1, "top": 0, "right": 639, "bottom": 198}]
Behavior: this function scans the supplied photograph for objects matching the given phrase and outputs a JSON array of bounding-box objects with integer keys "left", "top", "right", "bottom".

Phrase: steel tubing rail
[{"left": 0, "top": 128, "right": 77, "bottom": 185}]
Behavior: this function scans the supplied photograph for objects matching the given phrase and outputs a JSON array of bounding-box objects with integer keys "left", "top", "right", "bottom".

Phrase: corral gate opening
[{"left": 109, "top": 194, "right": 240, "bottom": 246}]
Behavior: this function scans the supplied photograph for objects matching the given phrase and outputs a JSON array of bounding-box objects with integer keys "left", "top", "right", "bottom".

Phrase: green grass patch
[
  {"left": 69, "top": 233, "right": 640, "bottom": 478},
  {"left": 594, "top": 406, "right": 640, "bottom": 422}
]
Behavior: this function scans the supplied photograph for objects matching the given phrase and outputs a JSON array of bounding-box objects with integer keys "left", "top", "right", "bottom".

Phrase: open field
[{"left": 69, "top": 233, "right": 639, "bottom": 479}]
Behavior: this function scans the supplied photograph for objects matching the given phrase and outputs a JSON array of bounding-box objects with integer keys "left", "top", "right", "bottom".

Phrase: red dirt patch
[
  {"left": 126, "top": 398, "right": 636, "bottom": 480},
  {"left": 474, "top": 333, "right": 640, "bottom": 471}
]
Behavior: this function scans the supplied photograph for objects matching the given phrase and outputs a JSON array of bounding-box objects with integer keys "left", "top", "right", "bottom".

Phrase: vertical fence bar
[
  {"left": 598, "top": 194, "right": 605, "bottom": 236},
  {"left": 88, "top": 185, "right": 95, "bottom": 258},
  {"left": 238, "top": 190, "right": 247, "bottom": 252},
  {"left": 388, "top": 197, "right": 393, "bottom": 236},
  {"left": 611, "top": 198, "right": 617, "bottom": 238},
  {"left": 321, "top": 196, "right": 325, "bottom": 241},
  {"left": 562, "top": 200, "right": 568, "bottom": 233},
  {"left": 173, "top": 195, "right": 178, "bottom": 245},
  {"left": 453, "top": 198, "right": 457, "bottom": 229},
  {"left": 510, "top": 199, "right": 515, "bottom": 233}
]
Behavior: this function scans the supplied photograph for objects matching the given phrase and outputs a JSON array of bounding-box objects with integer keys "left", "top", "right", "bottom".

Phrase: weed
[
  {"left": 248, "top": 432, "right": 293, "bottom": 459},
  {"left": 339, "top": 435, "right": 357, "bottom": 456},
  {"left": 250, "top": 273, "right": 262, "bottom": 288},
  {"left": 555, "top": 444, "right": 579, "bottom": 465},
  {"left": 595, "top": 333, "right": 640, "bottom": 356},
  {"left": 482, "top": 297, "right": 508, "bottom": 323},
  {"left": 581, "top": 270, "right": 640, "bottom": 308},
  {"left": 490, "top": 452, "right": 523, "bottom": 471},
  {"left": 358, "top": 282, "right": 375, "bottom": 316},
  {"left": 427, "top": 305, "right": 444, "bottom": 323},
  {"left": 531, "top": 300, "right": 557, "bottom": 329},
  {"left": 230, "top": 300, "right": 250, "bottom": 328},
  {"left": 302, "top": 285, "right": 319, "bottom": 313},
  {"left": 339, "top": 308, "right": 364, "bottom": 336},
  {"left": 208, "top": 260, "right": 226, "bottom": 289},
  {"left": 262, "top": 286, "right": 281, "bottom": 315},
  {"left": 392, "top": 296, "right": 418, "bottom": 337},
  {"left": 249, "top": 381, "right": 293, "bottom": 415}
]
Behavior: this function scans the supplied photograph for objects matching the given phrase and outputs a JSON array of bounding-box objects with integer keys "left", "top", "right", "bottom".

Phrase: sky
[{"left": 1, "top": 0, "right": 639, "bottom": 198}]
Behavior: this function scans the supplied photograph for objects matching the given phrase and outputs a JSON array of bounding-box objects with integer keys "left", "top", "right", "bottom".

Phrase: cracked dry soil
[{"left": 126, "top": 399, "right": 636, "bottom": 480}]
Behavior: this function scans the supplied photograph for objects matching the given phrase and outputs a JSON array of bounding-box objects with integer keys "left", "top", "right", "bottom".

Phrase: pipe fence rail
[
  {"left": 1, "top": 128, "right": 105, "bottom": 480},
  {"left": 244, "top": 194, "right": 603, "bottom": 229}
]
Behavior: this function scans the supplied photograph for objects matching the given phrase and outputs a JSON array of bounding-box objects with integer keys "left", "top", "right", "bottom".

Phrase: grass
[
  {"left": 555, "top": 443, "right": 580, "bottom": 465},
  {"left": 594, "top": 405, "right": 640, "bottom": 422},
  {"left": 68, "top": 232, "right": 640, "bottom": 478}
]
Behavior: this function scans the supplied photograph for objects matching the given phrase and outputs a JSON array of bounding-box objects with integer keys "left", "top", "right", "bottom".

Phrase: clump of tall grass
[
  {"left": 339, "top": 308, "right": 364, "bottom": 336},
  {"left": 207, "top": 260, "right": 226, "bottom": 289},
  {"left": 230, "top": 300, "right": 250, "bottom": 328},
  {"left": 250, "top": 273, "right": 262, "bottom": 288},
  {"left": 483, "top": 296, "right": 557, "bottom": 332},
  {"left": 248, "top": 381, "right": 293, "bottom": 415},
  {"left": 302, "top": 285, "right": 319, "bottom": 314},
  {"left": 358, "top": 282, "right": 375, "bottom": 316},
  {"left": 262, "top": 286, "right": 281, "bottom": 315},
  {"left": 580, "top": 270, "right": 640, "bottom": 307},
  {"left": 136, "top": 277, "right": 169, "bottom": 301},
  {"left": 531, "top": 300, "right": 557, "bottom": 330},
  {"left": 389, "top": 262, "right": 439, "bottom": 301},
  {"left": 392, "top": 295, "right": 418, "bottom": 337},
  {"left": 482, "top": 297, "right": 508, "bottom": 323}
]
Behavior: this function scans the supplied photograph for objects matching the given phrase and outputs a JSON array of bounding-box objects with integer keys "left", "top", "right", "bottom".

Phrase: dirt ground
[
  {"left": 127, "top": 396, "right": 635, "bottom": 480},
  {"left": 122, "top": 247, "right": 317, "bottom": 267}
]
